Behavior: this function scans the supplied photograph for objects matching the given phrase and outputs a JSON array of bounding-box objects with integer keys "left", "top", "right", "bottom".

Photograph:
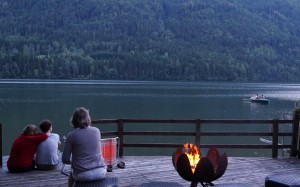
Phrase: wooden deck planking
[{"left": 1, "top": 156, "right": 300, "bottom": 187}]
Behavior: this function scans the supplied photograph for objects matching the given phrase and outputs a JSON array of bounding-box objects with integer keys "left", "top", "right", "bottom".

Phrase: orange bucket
[{"left": 101, "top": 137, "right": 119, "bottom": 165}]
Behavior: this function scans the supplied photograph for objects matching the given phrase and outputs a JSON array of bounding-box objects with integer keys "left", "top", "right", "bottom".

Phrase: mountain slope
[{"left": 1, "top": 0, "right": 300, "bottom": 81}]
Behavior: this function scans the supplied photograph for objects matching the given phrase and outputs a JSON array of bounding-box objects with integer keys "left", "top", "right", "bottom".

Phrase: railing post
[
  {"left": 117, "top": 119, "right": 124, "bottom": 157},
  {"left": 293, "top": 110, "right": 300, "bottom": 157},
  {"left": 272, "top": 120, "right": 279, "bottom": 158},
  {"left": 0, "top": 123, "right": 2, "bottom": 168},
  {"left": 195, "top": 119, "right": 201, "bottom": 147}
]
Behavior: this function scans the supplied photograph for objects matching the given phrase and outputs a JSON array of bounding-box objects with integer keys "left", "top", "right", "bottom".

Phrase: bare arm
[{"left": 62, "top": 135, "right": 72, "bottom": 165}]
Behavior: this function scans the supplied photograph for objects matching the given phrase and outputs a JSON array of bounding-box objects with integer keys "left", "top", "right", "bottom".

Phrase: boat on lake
[{"left": 243, "top": 94, "right": 270, "bottom": 104}]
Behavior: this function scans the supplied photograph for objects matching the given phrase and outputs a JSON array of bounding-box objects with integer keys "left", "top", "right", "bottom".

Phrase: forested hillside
[{"left": 1, "top": 0, "right": 300, "bottom": 81}]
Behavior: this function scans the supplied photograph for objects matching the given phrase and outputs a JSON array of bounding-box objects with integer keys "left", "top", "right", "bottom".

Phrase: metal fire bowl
[{"left": 172, "top": 147, "right": 228, "bottom": 185}]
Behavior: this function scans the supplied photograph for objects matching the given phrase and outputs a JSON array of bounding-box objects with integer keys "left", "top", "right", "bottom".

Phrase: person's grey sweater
[{"left": 62, "top": 126, "right": 106, "bottom": 174}]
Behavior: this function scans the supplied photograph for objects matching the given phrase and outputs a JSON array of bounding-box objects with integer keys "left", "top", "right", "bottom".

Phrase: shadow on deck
[{"left": 1, "top": 156, "right": 300, "bottom": 187}]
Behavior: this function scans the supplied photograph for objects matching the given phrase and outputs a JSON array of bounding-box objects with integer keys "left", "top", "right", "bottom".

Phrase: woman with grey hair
[{"left": 62, "top": 107, "right": 106, "bottom": 187}]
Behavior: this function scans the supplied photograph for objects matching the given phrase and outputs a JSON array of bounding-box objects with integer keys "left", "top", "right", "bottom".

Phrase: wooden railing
[
  {"left": 0, "top": 123, "right": 2, "bottom": 167},
  {"left": 92, "top": 113, "right": 300, "bottom": 158},
  {"left": 0, "top": 113, "right": 299, "bottom": 167}
]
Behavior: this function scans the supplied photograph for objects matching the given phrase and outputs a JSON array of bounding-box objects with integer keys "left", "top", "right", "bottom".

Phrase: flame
[{"left": 183, "top": 143, "right": 201, "bottom": 173}]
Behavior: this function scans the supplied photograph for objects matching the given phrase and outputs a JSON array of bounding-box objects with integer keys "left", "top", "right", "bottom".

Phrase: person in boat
[
  {"left": 62, "top": 107, "right": 106, "bottom": 187},
  {"left": 35, "top": 119, "right": 61, "bottom": 170},
  {"left": 254, "top": 94, "right": 264, "bottom": 100},
  {"left": 7, "top": 124, "right": 48, "bottom": 173}
]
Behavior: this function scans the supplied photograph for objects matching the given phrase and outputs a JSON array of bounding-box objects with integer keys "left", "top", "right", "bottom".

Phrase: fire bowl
[{"left": 172, "top": 144, "right": 228, "bottom": 187}]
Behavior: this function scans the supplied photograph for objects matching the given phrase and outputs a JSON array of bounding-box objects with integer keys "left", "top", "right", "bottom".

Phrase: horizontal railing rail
[{"left": 92, "top": 114, "right": 299, "bottom": 158}]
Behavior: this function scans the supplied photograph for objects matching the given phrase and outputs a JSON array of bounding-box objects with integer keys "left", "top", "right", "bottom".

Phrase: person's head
[
  {"left": 22, "top": 124, "right": 38, "bottom": 136},
  {"left": 39, "top": 119, "right": 53, "bottom": 133},
  {"left": 70, "top": 107, "right": 91, "bottom": 129}
]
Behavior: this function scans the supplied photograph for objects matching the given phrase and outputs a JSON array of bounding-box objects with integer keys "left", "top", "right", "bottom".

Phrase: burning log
[{"left": 172, "top": 144, "right": 228, "bottom": 187}]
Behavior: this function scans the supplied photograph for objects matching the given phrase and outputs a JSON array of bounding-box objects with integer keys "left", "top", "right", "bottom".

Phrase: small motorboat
[{"left": 243, "top": 94, "right": 270, "bottom": 104}]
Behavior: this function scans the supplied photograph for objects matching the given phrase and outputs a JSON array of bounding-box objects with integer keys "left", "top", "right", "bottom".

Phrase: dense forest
[{"left": 1, "top": 0, "right": 300, "bottom": 82}]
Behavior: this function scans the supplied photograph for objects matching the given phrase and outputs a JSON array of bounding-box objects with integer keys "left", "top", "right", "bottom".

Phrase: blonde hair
[
  {"left": 22, "top": 124, "right": 38, "bottom": 136},
  {"left": 70, "top": 107, "right": 91, "bottom": 129}
]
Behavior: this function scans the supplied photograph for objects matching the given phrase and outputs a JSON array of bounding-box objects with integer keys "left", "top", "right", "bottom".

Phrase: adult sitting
[
  {"left": 7, "top": 124, "right": 48, "bottom": 173},
  {"left": 36, "top": 119, "right": 61, "bottom": 170},
  {"left": 62, "top": 107, "right": 106, "bottom": 187}
]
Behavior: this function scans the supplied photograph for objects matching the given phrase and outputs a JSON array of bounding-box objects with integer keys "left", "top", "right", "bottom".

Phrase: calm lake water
[{"left": 1, "top": 80, "right": 300, "bottom": 157}]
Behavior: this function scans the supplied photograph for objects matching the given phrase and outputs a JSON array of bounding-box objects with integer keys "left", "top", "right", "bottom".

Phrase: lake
[{"left": 1, "top": 80, "right": 300, "bottom": 156}]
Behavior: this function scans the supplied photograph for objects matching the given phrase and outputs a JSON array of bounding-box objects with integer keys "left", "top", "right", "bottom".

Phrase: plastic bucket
[{"left": 101, "top": 137, "right": 119, "bottom": 165}]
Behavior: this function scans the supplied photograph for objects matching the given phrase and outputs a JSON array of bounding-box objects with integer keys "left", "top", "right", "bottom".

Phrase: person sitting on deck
[
  {"left": 36, "top": 119, "right": 61, "bottom": 170},
  {"left": 7, "top": 124, "right": 48, "bottom": 173},
  {"left": 62, "top": 107, "right": 107, "bottom": 187}
]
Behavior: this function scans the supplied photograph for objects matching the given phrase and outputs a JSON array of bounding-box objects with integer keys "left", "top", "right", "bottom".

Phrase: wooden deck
[{"left": 1, "top": 156, "right": 300, "bottom": 187}]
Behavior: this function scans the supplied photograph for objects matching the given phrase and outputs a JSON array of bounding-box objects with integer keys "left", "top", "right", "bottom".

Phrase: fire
[{"left": 183, "top": 143, "right": 201, "bottom": 173}]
